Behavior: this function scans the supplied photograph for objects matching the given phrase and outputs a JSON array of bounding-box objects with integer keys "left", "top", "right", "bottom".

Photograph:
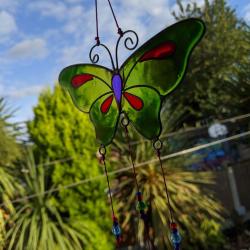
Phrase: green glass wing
[
  {"left": 123, "top": 86, "right": 162, "bottom": 140},
  {"left": 59, "top": 64, "right": 112, "bottom": 113},
  {"left": 120, "top": 18, "right": 205, "bottom": 96},
  {"left": 90, "top": 93, "right": 119, "bottom": 146}
]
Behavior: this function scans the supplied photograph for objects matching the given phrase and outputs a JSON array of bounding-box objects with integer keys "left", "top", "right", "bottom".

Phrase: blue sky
[{"left": 0, "top": 0, "right": 249, "bottom": 123}]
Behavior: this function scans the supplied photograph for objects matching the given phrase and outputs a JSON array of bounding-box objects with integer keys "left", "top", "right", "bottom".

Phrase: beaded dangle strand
[
  {"left": 153, "top": 139, "right": 181, "bottom": 250},
  {"left": 99, "top": 145, "right": 122, "bottom": 245},
  {"left": 121, "top": 114, "right": 153, "bottom": 248},
  {"left": 121, "top": 115, "right": 148, "bottom": 220}
]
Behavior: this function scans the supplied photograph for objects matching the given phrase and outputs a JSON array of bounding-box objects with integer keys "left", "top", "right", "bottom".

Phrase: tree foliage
[
  {"left": 1, "top": 1, "right": 248, "bottom": 249},
  {"left": 0, "top": 97, "right": 20, "bottom": 166},
  {"left": 166, "top": 0, "right": 250, "bottom": 127},
  {"left": 112, "top": 137, "right": 224, "bottom": 249},
  {"left": 5, "top": 151, "right": 111, "bottom": 250},
  {"left": 110, "top": 0, "right": 250, "bottom": 248},
  {"left": 28, "top": 86, "right": 113, "bottom": 249},
  {"left": 0, "top": 97, "right": 23, "bottom": 249}
]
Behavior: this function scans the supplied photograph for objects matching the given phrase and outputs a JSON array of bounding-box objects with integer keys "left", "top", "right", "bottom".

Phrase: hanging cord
[
  {"left": 153, "top": 139, "right": 181, "bottom": 250},
  {"left": 121, "top": 116, "right": 139, "bottom": 192},
  {"left": 121, "top": 114, "right": 152, "bottom": 248},
  {"left": 153, "top": 139, "right": 173, "bottom": 223},
  {"left": 99, "top": 145, "right": 122, "bottom": 246},
  {"left": 107, "top": 0, "right": 123, "bottom": 36},
  {"left": 99, "top": 145, "right": 115, "bottom": 215},
  {"left": 94, "top": 0, "right": 100, "bottom": 45}
]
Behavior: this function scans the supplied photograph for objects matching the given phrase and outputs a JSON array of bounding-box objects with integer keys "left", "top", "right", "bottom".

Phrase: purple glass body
[{"left": 112, "top": 74, "right": 122, "bottom": 107}]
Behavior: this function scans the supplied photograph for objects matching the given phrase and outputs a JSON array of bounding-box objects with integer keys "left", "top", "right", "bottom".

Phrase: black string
[
  {"left": 124, "top": 126, "right": 152, "bottom": 250},
  {"left": 107, "top": 0, "right": 123, "bottom": 35},
  {"left": 123, "top": 125, "right": 140, "bottom": 193},
  {"left": 156, "top": 148, "right": 174, "bottom": 224},
  {"left": 122, "top": 120, "right": 153, "bottom": 249},
  {"left": 100, "top": 150, "right": 115, "bottom": 216},
  {"left": 94, "top": 0, "right": 100, "bottom": 44}
]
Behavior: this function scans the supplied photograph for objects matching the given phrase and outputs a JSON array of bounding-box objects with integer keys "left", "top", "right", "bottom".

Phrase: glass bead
[
  {"left": 112, "top": 224, "right": 121, "bottom": 236},
  {"left": 136, "top": 201, "right": 147, "bottom": 211},
  {"left": 98, "top": 145, "right": 106, "bottom": 155},
  {"left": 153, "top": 139, "right": 163, "bottom": 150},
  {"left": 121, "top": 116, "right": 129, "bottom": 127},
  {"left": 171, "top": 230, "right": 181, "bottom": 244}
]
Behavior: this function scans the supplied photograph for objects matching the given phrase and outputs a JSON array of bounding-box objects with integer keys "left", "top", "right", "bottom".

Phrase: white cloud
[
  {"left": 0, "top": 11, "right": 17, "bottom": 35},
  {"left": 56, "top": 0, "right": 175, "bottom": 68},
  {"left": 63, "top": 5, "right": 85, "bottom": 33},
  {"left": 67, "top": 5, "right": 84, "bottom": 19},
  {"left": 7, "top": 38, "right": 48, "bottom": 60},
  {"left": 28, "top": 1, "right": 86, "bottom": 36},
  {"left": 0, "top": 78, "right": 47, "bottom": 98},
  {"left": 244, "top": 3, "right": 250, "bottom": 23},
  {"left": 121, "top": 0, "right": 169, "bottom": 16},
  {"left": 41, "top": 0, "right": 172, "bottom": 73},
  {"left": 4, "top": 84, "right": 46, "bottom": 98},
  {"left": 60, "top": 43, "right": 87, "bottom": 65},
  {"left": 64, "top": 0, "right": 83, "bottom": 4},
  {"left": 29, "top": 1, "right": 67, "bottom": 20},
  {"left": 0, "top": 82, "right": 3, "bottom": 95},
  {"left": 0, "top": 0, "right": 19, "bottom": 11}
]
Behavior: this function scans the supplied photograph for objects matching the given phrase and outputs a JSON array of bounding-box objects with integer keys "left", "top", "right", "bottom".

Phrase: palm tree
[
  {"left": 0, "top": 97, "right": 23, "bottom": 248},
  {"left": 112, "top": 132, "right": 225, "bottom": 249},
  {"left": 5, "top": 151, "right": 95, "bottom": 250}
]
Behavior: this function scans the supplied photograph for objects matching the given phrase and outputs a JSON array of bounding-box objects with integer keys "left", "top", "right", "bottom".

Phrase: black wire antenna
[{"left": 89, "top": 0, "right": 139, "bottom": 71}]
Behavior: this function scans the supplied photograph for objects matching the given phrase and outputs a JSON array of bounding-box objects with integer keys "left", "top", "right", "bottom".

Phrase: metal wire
[
  {"left": 122, "top": 117, "right": 140, "bottom": 193},
  {"left": 16, "top": 112, "right": 250, "bottom": 146},
  {"left": 95, "top": 0, "right": 100, "bottom": 44},
  {"left": 107, "top": 0, "right": 122, "bottom": 32},
  {"left": 99, "top": 145, "right": 115, "bottom": 217},
  {"left": 1, "top": 130, "right": 249, "bottom": 208},
  {"left": 130, "top": 112, "right": 250, "bottom": 145},
  {"left": 154, "top": 139, "right": 174, "bottom": 224}
]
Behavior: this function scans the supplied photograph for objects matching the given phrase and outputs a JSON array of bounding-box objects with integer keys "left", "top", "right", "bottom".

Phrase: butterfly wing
[
  {"left": 90, "top": 93, "right": 119, "bottom": 145},
  {"left": 122, "top": 86, "right": 162, "bottom": 140},
  {"left": 59, "top": 64, "right": 119, "bottom": 145},
  {"left": 120, "top": 18, "right": 205, "bottom": 96},
  {"left": 59, "top": 64, "right": 112, "bottom": 113},
  {"left": 120, "top": 18, "right": 205, "bottom": 139}
]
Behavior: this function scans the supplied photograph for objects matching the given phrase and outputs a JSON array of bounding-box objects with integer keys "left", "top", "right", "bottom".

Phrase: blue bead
[
  {"left": 171, "top": 230, "right": 181, "bottom": 244},
  {"left": 173, "top": 243, "right": 180, "bottom": 250},
  {"left": 112, "top": 224, "right": 121, "bottom": 236}
]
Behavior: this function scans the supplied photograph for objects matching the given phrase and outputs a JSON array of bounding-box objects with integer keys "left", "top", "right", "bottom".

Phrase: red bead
[
  {"left": 136, "top": 191, "right": 143, "bottom": 201},
  {"left": 170, "top": 222, "right": 177, "bottom": 230},
  {"left": 112, "top": 215, "right": 118, "bottom": 222}
]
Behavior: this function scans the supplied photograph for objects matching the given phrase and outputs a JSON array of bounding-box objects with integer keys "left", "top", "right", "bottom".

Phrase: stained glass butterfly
[{"left": 59, "top": 19, "right": 205, "bottom": 146}]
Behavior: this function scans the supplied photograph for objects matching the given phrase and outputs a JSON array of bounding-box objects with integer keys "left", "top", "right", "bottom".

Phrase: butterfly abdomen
[{"left": 112, "top": 74, "right": 123, "bottom": 107}]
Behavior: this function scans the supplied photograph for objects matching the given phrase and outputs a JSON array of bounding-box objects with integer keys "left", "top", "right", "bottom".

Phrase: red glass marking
[
  {"left": 124, "top": 92, "right": 143, "bottom": 111},
  {"left": 100, "top": 95, "right": 113, "bottom": 114},
  {"left": 139, "top": 41, "right": 176, "bottom": 62},
  {"left": 71, "top": 74, "right": 93, "bottom": 88}
]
